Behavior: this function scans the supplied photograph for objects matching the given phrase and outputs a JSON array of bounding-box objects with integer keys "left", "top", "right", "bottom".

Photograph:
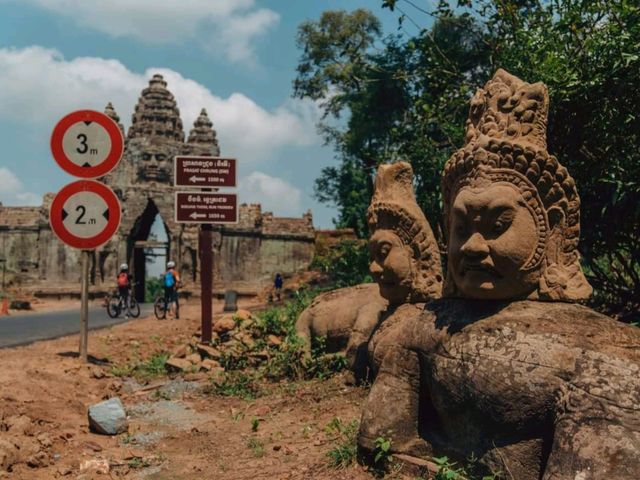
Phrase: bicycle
[
  {"left": 153, "top": 292, "right": 179, "bottom": 320},
  {"left": 106, "top": 290, "right": 141, "bottom": 319}
]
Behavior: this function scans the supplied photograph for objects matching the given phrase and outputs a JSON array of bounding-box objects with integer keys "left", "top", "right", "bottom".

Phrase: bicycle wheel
[
  {"left": 154, "top": 296, "right": 166, "bottom": 320},
  {"left": 129, "top": 297, "right": 141, "bottom": 318},
  {"left": 106, "top": 296, "right": 121, "bottom": 318}
]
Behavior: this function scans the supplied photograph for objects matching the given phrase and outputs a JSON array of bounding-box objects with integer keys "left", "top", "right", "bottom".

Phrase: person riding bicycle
[
  {"left": 116, "top": 263, "right": 132, "bottom": 317},
  {"left": 163, "top": 261, "right": 181, "bottom": 319}
]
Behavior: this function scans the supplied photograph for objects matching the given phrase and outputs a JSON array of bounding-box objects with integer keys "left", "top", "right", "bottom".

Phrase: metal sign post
[
  {"left": 79, "top": 250, "right": 90, "bottom": 362},
  {"left": 174, "top": 156, "right": 238, "bottom": 344}
]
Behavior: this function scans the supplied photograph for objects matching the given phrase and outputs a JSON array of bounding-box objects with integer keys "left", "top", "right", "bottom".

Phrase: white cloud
[
  {"left": 239, "top": 172, "right": 303, "bottom": 217},
  {"left": 0, "top": 46, "right": 320, "bottom": 166},
  {"left": 0, "top": 167, "right": 41, "bottom": 206},
  {"left": 6, "top": 0, "right": 279, "bottom": 66}
]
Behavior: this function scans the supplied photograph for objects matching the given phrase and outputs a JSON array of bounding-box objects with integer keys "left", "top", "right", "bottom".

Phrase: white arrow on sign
[
  {"left": 189, "top": 175, "right": 206, "bottom": 183},
  {"left": 189, "top": 212, "right": 207, "bottom": 220}
]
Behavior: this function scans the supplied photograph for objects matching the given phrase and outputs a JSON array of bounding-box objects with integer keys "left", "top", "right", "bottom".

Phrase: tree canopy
[{"left": 293, "top": 0, "right": 640, "bottom": 321}]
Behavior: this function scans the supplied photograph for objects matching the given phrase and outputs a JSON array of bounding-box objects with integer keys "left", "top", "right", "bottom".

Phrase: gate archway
[{"left": 128, "top": 199, "right": 170, "bottom": 302}]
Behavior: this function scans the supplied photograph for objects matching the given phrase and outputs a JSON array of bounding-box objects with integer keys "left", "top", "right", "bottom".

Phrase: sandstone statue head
[
  {"left": 367, "top": 162, "right": 442, "bottom": 305},
  {"left": 442, "top": 69, "right": 592, "bottom": 301},
  {"left": 136, "top": 140, "right": 172, "bottom": 183}
]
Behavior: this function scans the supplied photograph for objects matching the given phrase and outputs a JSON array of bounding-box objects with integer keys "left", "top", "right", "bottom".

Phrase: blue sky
[{"left": 0, "top": 0, "right": 431, "bottom": 228}]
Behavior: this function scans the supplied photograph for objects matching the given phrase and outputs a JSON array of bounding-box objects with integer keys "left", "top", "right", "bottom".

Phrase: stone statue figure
[
  {"left": 358, "top": 70, "right": 640, "bottom": 479},
  {"left": 295, "top": 162, "right": 442, "bottom": 382}
]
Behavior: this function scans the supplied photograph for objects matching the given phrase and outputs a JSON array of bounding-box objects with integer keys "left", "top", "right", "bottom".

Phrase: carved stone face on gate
[{"left": 136, "top": 144, "right": 171, "bottom": 183}]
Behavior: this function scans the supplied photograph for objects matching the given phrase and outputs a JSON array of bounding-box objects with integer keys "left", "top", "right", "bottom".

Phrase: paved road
[{"left": 0, "top": 304, "right": 153, "bottom": 348}]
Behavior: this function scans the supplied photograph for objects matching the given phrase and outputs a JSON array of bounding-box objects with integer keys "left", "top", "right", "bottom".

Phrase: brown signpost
[
  {"left": 174, "top": 156, "right": 236, "bottom": 188},
  {"left": 174, "top": 156, "right": 239, "bottom": 344},
  {"left": 174, "top": 192, "right": 238, "bottom": 224}
]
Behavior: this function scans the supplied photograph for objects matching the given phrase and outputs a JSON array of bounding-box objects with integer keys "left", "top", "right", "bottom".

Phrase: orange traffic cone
[{"left": 0, "top": 298, "right": 9, "bottom": 316}]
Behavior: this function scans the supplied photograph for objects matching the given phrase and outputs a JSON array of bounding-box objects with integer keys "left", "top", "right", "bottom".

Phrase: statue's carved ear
[{"left": 547, "top": 206, "right": 565, "bottom": 231}]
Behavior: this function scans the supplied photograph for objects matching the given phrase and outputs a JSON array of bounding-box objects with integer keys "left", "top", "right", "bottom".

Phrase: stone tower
[{"left": 97, "top": 74, "right": 220, "bottom": 300}]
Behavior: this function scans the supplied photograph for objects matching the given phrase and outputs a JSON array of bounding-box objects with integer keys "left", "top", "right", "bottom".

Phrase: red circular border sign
[
  {"left": 50, "top": 110, "right": 124, "bottom": 178},
  {"left": 50, "top": 180, "right": 121, "bottom": 250}
]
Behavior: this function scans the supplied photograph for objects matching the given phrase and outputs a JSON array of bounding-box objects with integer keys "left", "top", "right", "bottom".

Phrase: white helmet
[
  {"left": 120, "top": 263, "right": 128, "bottom": 271},
  {"left": 167, "top": 261, "right": 175, "bottom": 269}
]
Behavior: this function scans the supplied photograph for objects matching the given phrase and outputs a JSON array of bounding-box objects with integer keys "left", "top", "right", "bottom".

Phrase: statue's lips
[{"left": 461, "top": 263, "right": 502, "bottom": 278}]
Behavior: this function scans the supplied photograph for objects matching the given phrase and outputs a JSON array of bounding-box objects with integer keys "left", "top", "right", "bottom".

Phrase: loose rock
[
  {"left": 200, "top": 359, "right": 221, "bottom": 371},
  {"left": 185, "top": 353, "right": 201, "bottom": 365},
  {"left": 213, "top": 316, "right": 236, "bottom": 335},
  {"left": 196, "top": 344, "right": 221, "bottom": 359},
  {"left": 88, "top": 397, "right": 128, "bottom": 435},
  {"left": 79, "top": 458, "right": 110, "bottom": 475},
  {"left": 165, "top": 357, "right": 193, "bottom": 373},
  {"left": 235, "top": 309, "right": 252, "bottom": 321}
]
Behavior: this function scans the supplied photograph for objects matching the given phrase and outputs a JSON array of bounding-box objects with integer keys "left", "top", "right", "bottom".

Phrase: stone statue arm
[
  {"left": 358, "top": 343, "right": 433, "bottom": 459},
  {"left": 294, "top": 306, "right": 314, "bottom": 358},
  {"left": 542, "top": 357, "right": 640, "bottom": 479},
  {"left": 345, "top": 300, "right": 386, "bottom": 382}
]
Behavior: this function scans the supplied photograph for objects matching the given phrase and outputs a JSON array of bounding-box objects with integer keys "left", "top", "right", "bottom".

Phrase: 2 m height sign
[
  {"left": 49, "top": 180, "right": 121, "bottom": 250},
  {"left": 51, "top": 110, "right": 124, "bottom": 179}
]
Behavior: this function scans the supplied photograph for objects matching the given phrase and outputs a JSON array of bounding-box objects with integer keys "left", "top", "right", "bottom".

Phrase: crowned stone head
[
  {"left": 441, "top": 69, "right": 592, "bottom": 301},
  {"left": 367, "top": 161, "right": 443, "bottom": 305}
]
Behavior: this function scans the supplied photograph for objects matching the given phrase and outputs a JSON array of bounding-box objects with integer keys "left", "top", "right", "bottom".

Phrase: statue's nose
[
  {"left": 369, "top": 261, "right": 383, "bottom": 275},
  {"left": 461, "top": 232, "right": 489, "bottom": 258}
]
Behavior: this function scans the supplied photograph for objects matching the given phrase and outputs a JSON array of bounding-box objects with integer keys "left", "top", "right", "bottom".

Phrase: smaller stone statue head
[
  {"left": 442, "top": 69, "right": 592, "bottom": 301},
  {"left": 367, "top": 162, "right": 442, "bottom": 305},
  {"left": 136, "top": 140, "right": 171, "bottom": 183}
]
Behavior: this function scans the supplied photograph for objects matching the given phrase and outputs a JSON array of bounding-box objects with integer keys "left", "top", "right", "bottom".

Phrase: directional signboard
[
  {"left": 174, "top": 156, "right": 236, "bottom": 188},
  {"left": 49, "top": 180, "right": 121, "bottom": 249},
  {"left": 51, "top": 110, "right": 124, "bottom": 178},
  {"left": 175, "top": 192, "right": 237, "bottom": 224}
]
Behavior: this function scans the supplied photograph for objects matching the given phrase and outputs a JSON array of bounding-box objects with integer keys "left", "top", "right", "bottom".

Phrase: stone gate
[{"left": 0, "top": 75, "right": 315, "bottom": 300}]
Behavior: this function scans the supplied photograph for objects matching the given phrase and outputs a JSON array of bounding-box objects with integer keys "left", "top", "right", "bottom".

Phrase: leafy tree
[{"left": 293, "top": 1, "right": 640, "bottom": 321}]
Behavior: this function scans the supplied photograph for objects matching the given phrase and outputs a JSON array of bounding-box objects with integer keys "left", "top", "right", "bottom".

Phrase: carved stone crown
[
  {"left": 465, "top": 68, "right": 549, "bottom": 150},
  {"left": 368, "top": 162, "right": 442, "bottom": 301},
  {"left": 442, "top": 70, "right": 592, "bottom": 302}
]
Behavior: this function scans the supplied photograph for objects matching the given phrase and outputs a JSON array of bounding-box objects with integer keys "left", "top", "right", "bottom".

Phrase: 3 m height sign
[{"left": 51, "top": 110, "right": 124, "bottom": 178}]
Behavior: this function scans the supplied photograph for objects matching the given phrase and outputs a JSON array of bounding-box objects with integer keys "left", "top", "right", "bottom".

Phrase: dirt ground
[{"left": 0, "top": 302, "right": 380, "bottom": 480}]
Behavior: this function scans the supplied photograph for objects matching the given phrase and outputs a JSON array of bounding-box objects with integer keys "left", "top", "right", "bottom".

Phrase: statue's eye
[
  {"left": 493, "top": 212, "right": 514, "bottom": 234},
  {"left": 379, "top": 244, "right": 391, "bottom": 258},
  {"left": 493, "top": 221, "right": 507, "bottom": 234},
  {"left": 157, "top": 155, "right": 166, "bottom": 161},
  {"left": 142, "top": 153, "right": 150, "bottom": 161}
]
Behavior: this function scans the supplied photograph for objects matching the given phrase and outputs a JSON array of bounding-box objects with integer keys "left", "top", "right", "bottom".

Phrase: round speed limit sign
[
  {"left": 50, "top": 110, "right": 124, "bottom": 178},
  {"left": 49, "top": 180, "right": 121, "bottom": 249}
]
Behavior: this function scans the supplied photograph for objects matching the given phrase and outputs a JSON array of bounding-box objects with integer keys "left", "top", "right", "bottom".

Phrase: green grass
[
  {"left": 325, "top": 417, "right": 359, "bottom": 469},
  {"left": 247, "top": 437, "right": 265, "bottom": 458},
  {"left": 109, "top": 352, "right": 169, "bottom": 380},
  {"left": 206, "top": 371, "right": 262, "bottom": 400}
]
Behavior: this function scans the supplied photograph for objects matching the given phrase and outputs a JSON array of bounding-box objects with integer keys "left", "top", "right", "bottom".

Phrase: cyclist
[
  {"left": 116, "top": 263, "right": 132, "bottom": 317},
  {"left": 163, "top": 261, "right": 181, "bottom": 319}
]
